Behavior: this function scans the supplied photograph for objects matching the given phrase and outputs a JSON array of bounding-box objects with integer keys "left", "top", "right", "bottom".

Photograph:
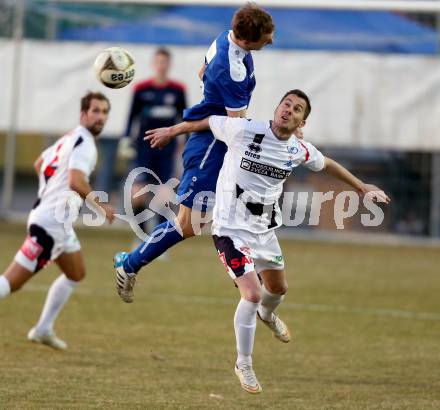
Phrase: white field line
[{"left": 22, "top": 284, "right": 440, "bottom": 322}]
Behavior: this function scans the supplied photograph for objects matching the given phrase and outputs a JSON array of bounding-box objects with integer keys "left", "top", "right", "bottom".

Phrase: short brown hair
[
  {"left": 155, "top": 47, "right": 171, "bottom": 59},
  {"left": 232, "top": 2, "right": 274, "bottom": 42},
  {"left": 80, "top": 91, "right": 110, "bottom": 113},
  {"left": 279, "top": 89, "right": 312, "bottom": 119}
]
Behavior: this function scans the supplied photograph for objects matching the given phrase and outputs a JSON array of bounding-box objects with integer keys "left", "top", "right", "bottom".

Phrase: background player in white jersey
[
  {"left": 145, "top": 89, "right": 390, "bottom": 393},
  {"left": 0, "top": 92, "right": 115, "bottom": 350}
]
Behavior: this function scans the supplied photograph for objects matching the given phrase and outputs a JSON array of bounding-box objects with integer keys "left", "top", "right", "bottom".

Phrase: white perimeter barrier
[{"left": 1, "top": 39, "right": 440, "bottom": 151}]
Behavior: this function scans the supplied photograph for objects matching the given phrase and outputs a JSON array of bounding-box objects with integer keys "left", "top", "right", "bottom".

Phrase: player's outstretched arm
[
  {"left": 68, "top": 169, "right": 116, "bottom": 223},
  {"left": 145, "top": 117, "right": 211, "bottom": 149},
  {"left": 323, "top": 157, "right": 391, "bottom": 204}
]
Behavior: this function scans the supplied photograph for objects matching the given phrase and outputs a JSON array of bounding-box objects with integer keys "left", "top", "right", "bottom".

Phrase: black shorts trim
[
  {"left": 212, "top": 235, "right": 253, "bottom": 278},
  {"left": 28, "top": 224, "right": 54, "bottom": 273}
]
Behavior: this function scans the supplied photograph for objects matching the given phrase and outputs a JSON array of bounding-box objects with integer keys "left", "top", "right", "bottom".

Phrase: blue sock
[{"left": 124, "top": 221, "right": 184, "bottom": 273}]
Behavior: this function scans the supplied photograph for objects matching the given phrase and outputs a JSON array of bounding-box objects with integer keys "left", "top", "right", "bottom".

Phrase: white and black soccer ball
[{"left": 94, "top": 47, "right": 135, "bottom": 89}]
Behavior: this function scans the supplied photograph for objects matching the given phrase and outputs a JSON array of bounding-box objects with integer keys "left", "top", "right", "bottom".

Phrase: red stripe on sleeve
[{"left": 299, "top": 141, "right": 310, "bottom": 162}]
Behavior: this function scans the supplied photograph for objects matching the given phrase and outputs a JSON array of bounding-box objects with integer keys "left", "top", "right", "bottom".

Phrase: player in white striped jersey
[
  {"left": 146, "top": 89, "right": 390, "bottom": 393},
  {"left": 0, "top": 92, "right": 115, "bottom": 350}
]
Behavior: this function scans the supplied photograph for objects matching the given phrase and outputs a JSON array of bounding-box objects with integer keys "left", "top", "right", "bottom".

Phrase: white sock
[
  {"left": 35, "top": 274, "right": 78, "bottom": 334},
  {"left": 0, "top": 276, "right": 11, "bottom": 299},
  {"left": 258, "top": 285, "right": 284, "bottom": 322},
  {"left": 234, "top": 298, "right": 259, "bottom": 367}
]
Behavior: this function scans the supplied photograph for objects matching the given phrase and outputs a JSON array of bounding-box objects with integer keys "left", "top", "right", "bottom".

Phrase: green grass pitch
[{"left": 0, "top": 222, "right": 439, "bottom": 409}]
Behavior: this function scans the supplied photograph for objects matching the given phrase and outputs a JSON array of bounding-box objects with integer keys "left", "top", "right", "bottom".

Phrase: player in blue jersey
[{"left": 114, "top": 3, "right": 275, "bottom": 302}]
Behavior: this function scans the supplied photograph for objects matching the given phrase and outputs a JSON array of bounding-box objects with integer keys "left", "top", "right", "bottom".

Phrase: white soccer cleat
[
  {"left": 235, "top": 364, "right": 262, "bottom": 394},
  {"left": 114, "top": 252, "right": 136, "bottom": 303},
  {"left": 257, "top": 312, "right": 291, "bottom": 343},
  {"left": 27, "top": 327, "right": 67, "bottom": 350}
]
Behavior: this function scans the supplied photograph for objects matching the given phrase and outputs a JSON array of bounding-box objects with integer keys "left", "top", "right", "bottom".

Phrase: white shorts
[
  {"left": 212, "top": 227, "right": 284, "bottom": 280},
  {"left": 14, "top": 212, "right": 81, "bottom": 273}
]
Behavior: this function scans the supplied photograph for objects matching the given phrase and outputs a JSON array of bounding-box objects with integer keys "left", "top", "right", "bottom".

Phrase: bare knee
[
  {"left": 10, "top": 280, "right": 23, "bottom": 293},
  {"left": 64, "top": 269, "right": 86, "bottom": 282},
  {"left": 4, "top": 262, "right": 34, "bottom": 292},
  {"left": 241, "top": 287, "right": 262, "bottom": 304},
  {"left": 265, "top": 281, "right": 288, "bottom": 296},
  {"left": 6, "top": 276, "right": 23, "bottom": 293},
  {"left": 261, "top": 269, "right": 289, "bottom": 295},
  {"left": 56, "top": 250, "right": 86, "bottom": 282},
  {"left": 76, "top": 270, "right": 86, "bottom": 282}
]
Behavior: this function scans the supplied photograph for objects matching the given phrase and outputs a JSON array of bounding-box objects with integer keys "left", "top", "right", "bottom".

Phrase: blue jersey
[
  {"left": 178, "top": 31, "right": 257, "bottom": 211},
  {"left": 184, "top": 30, "right": 256, "bottom": 121}
]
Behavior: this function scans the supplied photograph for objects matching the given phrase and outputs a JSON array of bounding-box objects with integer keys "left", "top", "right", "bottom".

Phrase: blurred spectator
[
  {"left": 124, "top": 47, "right": 187, "bottom": 235},
  {"left": 95, "top": 135, "right": 120, "bottom": 198},
  {"left": 395, "top": 210, "right": 425, "bottom": 236}
]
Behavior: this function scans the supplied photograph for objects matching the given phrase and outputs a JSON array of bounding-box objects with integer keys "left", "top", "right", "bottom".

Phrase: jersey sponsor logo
[
  {"left": 218, "top": 251, "right": 253, "bottom": 271},
  {"left": 247, "top": 143, "right": 262, "bottom": 153},
  {"left": 240, "top": 158, "right": 291, "bottom": 180},
  {"left": 20, "top": 235, "right": 44, "bottom": 261},
  {"left": 284, "top": 156, "right": 296, "bottom": 168},
  {"left": 246, "top": 142, "right": 262, "bottom": 159},
  {"left": 229, "top": 255, "right": 253, "bottom": 270},
  {"left": 245, "top": 150, "right": 260, "bottom": 159},
  {"left": 285, "top": 146, "right": 299, "bottom": 168}
]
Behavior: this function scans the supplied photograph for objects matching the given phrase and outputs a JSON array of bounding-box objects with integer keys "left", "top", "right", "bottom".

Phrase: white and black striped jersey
[
  {"left": 209, "top": 116, "right": 325, "bottom": 234},
  {"left": 32, "top": 125, "right": 97, "bottom": 222}
]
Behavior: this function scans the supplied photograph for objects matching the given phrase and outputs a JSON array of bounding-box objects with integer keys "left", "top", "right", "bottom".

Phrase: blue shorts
[{"left": 177, "top": 130, "right": 227, "bottom": 212}]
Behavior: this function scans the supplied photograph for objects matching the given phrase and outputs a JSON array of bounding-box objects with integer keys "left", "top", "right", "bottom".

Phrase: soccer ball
[{"left": 94, "top": 47, "right": 135, "bottom": 89}]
